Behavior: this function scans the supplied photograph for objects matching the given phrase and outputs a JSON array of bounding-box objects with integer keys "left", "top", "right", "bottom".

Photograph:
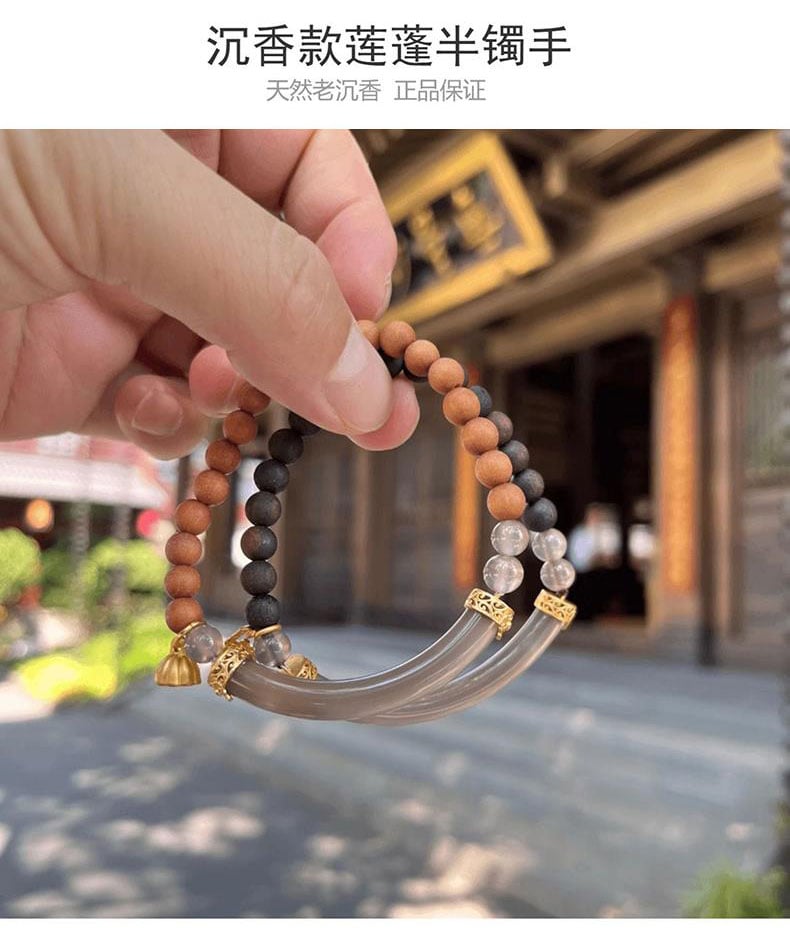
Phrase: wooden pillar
[
  {"left": 655, "top": 290, "right": 708, "bottom": 658},
  {"left": 659, "top": 295, "right": 700, "bottom": 600}
]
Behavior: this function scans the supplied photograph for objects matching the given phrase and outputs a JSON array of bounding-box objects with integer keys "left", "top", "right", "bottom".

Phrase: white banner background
[{"left": 0, "top": 0, "right": 788, "bottom": 127}]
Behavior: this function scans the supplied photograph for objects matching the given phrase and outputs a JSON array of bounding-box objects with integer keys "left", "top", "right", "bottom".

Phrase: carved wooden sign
[{"left": 383, "top": 132, "right": 552, "bottom": 325}]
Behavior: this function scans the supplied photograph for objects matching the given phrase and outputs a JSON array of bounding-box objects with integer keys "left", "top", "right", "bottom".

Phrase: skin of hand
[{"left": 0, "top": 129, "right": 420, "bottom": 459}]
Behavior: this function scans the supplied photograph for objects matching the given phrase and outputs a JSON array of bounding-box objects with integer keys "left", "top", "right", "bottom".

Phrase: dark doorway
[{"left": 507, "top": 334, "right": 654, "bottom": 625}]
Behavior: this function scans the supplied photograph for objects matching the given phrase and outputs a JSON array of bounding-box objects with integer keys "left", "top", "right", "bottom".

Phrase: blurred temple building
[
  {"left": 199, "top": 130, "right": 786, "bottom": 668},
  {"left": 0, "top": 435, "right": 172, "bottom": 549}
]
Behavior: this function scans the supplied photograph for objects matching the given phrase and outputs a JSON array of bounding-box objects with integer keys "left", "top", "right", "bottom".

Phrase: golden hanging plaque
[{"left": 383, "top": 132, "right": 552, "bottom": 325}]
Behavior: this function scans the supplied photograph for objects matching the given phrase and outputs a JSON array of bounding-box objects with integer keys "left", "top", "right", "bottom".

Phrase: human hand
[{"left": 0, "top": 130, "right": 419, "bottom": 458}]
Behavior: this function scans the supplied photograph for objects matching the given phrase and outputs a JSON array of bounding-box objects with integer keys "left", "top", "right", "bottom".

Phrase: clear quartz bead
[
  {"left": 540, "top": 558, "right": 576, "bottom": 592},
  {"left": 483, "top": 554, "right": 524, "bottom": 595},
  {"left": 183, "top": 623, "right": 224, "bottom": 663},
  {"left": 491, "top": 520, "right": 530, "bottom": 556},
  {"left": 253, "top": 630, "right": 292, "bottom": 667},
  {"left": 531, "top": 528, "right": 568, "bottom": 562}
]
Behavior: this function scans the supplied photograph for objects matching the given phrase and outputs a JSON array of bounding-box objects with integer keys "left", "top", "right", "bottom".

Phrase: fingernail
[
  {"left": 324, "top": 323, "right": 392, "bottom": 434},
  {"left": 376, "top": 273, "right": 393, "bottom": 318},
  {"left": 131, "top": 387, "right": 184, "bottom": 436}
]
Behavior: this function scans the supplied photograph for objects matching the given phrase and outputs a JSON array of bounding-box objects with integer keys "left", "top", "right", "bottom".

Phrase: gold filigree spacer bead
[
  {"left": 464, "top": 588, "right": 514, "bottom": 640},
  {"left": 534, "top": 589, "right": 577, "bottom": 629},
  {"left": 207, "top": 639, "right": 255, "bottom": 700}
]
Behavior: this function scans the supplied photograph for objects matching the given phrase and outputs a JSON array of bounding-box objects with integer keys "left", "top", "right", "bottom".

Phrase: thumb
[{"left": 8, "top": 130, "right": 394, "bottom": 436}]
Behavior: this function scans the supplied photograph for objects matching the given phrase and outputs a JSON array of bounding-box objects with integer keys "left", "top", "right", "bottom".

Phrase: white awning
[{"left": 0, "top": 452, "right": 170, "bottom": 509}]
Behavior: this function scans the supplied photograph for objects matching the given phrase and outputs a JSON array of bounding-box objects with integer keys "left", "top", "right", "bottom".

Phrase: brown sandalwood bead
[
  {"left": 428, "top": 357, "right": 466, "bottom": 394},
  {"left": 237, "top": 383, "right": 270, "bottom": 415},
  {"left": 380, "top": 320, "right": 416, "bottom": 358},
  {"left": 223, "top": 410, "right": 258, "bottom": 445},
  {"left": 174, "top": 499, "right": 211, "bottom": 535},
  {"left": 357, "top": 319, "right": 380, "bottom": 348},
  {"left": 487, "top": 483, "right": 527, "bottom": 521},
  {"left": 164, "top": 565, "right": 201, "bottom": 599},
  {"left": 404, "top": 339, "right": 440, "bottom": 378},
  {"left": 165, "top": 597, "right": 204, "bottom": 632},
  {"left": 193, "top": 469, "right": 230, "bottom": 507},
  {"left": 205, "top": 439, "right": 241, "bottom": 475},
  {"left": 461, "top": 417, "right": 500, "bottom": 455},
  {"left": 443, "top": 387, "right": 480, "bottom": 426},
  {"left": 475, "top": 450, "right": 513, "bottom": 488},
  {"left": 165, "top": 532, "right": 203, "bottom": 566}
]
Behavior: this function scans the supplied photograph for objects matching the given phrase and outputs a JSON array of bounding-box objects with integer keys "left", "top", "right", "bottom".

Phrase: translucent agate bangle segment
[
  {"left": 357, "top": 608, "right": 564, "bottom": 726},
  {"left": 227, "top": 609, "right": 498, "bottom": 720}
]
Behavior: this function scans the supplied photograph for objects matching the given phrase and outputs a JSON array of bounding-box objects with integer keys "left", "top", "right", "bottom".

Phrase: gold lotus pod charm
[{"left": 154, "top": 634, "right": 201, "bottom": 687}]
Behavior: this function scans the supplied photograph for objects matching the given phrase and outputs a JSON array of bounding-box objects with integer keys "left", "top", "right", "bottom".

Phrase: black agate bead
[
  {"left": 523, "top": 497, "right": 558, "bottom": 532},
  {"left": 288, "top": 412, "right": 320, "bottom": 437},
  {"left": 487, "top": 411, "right": 514, "bottom": 446},
  {"left": 240, "top": 525, "right": 278, "bottom": 560},
  {"left": 269, "top": 428, "right": 304, "bottom": 464},
  {"left": 380, "top": 352, "right": 404, "bottom": 378},
  {"left": 245, "top": 491, "right": 282, "bottom": 527},
  {"left": 246, "top": 594, "right": 281, "bottom": 630},
  {"left": 241, "top": 560, "right": 277, "bottom": 596},
  {"left": 514, "top": 468, "right": 545, "bottom": 504},
  {"left": 469, "top": 386, "right": 493, "bottom": 417},
  {"left": 501, "top": 439, "right": 529, "bottom": 474},
  {"left": 254, "top": 458, "right": 289, "bottom": 493}
]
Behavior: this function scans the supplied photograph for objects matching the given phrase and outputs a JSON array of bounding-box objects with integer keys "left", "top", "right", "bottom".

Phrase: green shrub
[
  {"left": 0, "top": 528, "right": 41, "bottom": 606},
  {"left": 40, "top": 538, "right": 166, "bottom": 616},
  {"left": 82, "top": 538, "right": 167, "bottom": 606},
  {"left": 16, "top": 608, "right": 172, "bottom": 704},
  {"left": 40, "top": 546, "right": 75, "bottom": 609},
  {"left": 683, "top": 863, "right": 786, "bottom": 918}
]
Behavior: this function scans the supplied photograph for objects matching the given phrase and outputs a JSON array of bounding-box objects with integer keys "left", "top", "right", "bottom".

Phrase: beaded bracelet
[{"left": 154, "top": 321, "right": 577, "bottom": 723}]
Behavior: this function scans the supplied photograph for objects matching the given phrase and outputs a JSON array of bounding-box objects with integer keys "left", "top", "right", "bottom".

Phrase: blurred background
[{"left": 0, "top": 129, "right": 786, "bottom": 918}]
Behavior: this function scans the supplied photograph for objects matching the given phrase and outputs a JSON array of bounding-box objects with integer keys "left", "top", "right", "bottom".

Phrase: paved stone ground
[{"left": 0, "top": 626, "right": 784, "bottom": 918}]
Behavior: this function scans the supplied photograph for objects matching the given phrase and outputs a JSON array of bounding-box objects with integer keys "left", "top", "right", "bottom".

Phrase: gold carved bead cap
[
  {"left": 207, "top": 639, "right": 255, "bottom": 700},
  {"left": 534, "top": 589, "right": 577, "bottom": 629},
  {"left": 464, "top": 588, "right": 514, "bottom": 639}
]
